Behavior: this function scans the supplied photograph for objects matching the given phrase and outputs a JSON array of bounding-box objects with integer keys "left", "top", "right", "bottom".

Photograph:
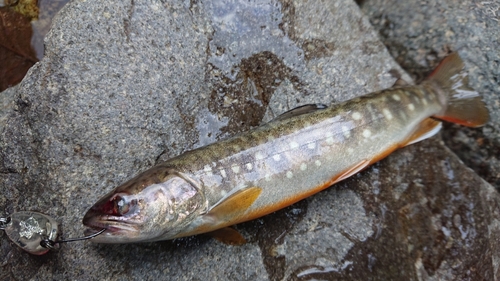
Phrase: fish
[{"left": 83, "top": 52, "right": 489, "bottom": 244}]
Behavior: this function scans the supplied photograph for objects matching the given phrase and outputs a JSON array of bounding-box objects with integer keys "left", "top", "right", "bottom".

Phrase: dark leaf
[{"left": 0, "top": 8, "right": 38, "bottom": 92}]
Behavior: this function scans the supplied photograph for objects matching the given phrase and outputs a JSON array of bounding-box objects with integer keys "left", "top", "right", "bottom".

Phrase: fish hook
[{"left": 40, "top": 228, "right": 106, "bottom": 250}]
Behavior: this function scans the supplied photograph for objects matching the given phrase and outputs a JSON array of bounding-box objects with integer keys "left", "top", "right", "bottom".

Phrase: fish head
[{"left": 83, "top": 166, "right": 205, "bottom": 243}]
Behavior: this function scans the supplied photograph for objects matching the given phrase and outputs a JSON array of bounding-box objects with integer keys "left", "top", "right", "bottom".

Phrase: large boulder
[{"left": 1, "top": 0, "right": 498, "bottom": 280}]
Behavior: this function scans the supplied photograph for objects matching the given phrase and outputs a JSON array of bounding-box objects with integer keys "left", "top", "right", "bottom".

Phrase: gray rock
[
  {"left": 360, "top": 0, "right": 500, "bottom": 191},
  {"left": 1, "top": 0, "right": 498, "bottom": 280}
]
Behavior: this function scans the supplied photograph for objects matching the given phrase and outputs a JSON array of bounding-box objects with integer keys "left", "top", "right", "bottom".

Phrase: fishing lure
[{"left": 1, "top": 212, "right": 104, "bottom": 255}]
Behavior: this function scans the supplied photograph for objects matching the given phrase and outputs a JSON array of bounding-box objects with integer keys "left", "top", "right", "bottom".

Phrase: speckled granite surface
[{"left": 1, "top": 0, "right": 498, "bottom": 280}]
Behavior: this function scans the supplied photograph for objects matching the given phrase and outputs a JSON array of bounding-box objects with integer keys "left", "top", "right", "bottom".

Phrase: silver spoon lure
[{"left": 0, "top": 211, "right": 105, "bottom": 255}]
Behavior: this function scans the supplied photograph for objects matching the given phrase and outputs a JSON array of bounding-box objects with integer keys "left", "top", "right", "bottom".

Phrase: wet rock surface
[
  {"left": 0, "top": 0, "right": 498, "bottom": 280},
  {"left": 359, "top": 0, "right": 500, "bottom": 191}
]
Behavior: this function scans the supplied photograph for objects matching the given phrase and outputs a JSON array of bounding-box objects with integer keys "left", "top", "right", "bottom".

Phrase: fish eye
[{"left": 111, "top": 194, "right": 137, "bottom": 216}]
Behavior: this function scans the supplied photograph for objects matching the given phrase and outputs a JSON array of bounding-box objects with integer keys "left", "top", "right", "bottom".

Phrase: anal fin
[
  {"left": 404, "top": 118, "right": 442, "bottom": 146},
  {"left": 208, "top": 227, "right": 247, "bottom": 246}
]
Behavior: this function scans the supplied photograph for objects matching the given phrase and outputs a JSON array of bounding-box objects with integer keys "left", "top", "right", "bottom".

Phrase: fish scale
[{"left": 83, "top": 53, "right": 489, "bottom": 243}]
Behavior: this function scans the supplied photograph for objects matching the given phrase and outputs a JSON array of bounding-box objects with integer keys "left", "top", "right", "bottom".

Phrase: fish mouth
[
  {"left": 84, "top": 225, "right": 122, "bottom": 237},
  {"left": 83, "top": 220, "right": 140, "bottom": 242},
  {"left": 83, "top": 209, "right": 139, "bottom": 236},
  {"left": 83, "top": 215, "right": 146, "bottom": 243}
]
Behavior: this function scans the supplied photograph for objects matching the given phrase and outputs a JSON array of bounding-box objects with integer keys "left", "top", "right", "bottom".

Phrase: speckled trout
[{"left": 83, "top": 53, "right": 489, "bottom": 243}]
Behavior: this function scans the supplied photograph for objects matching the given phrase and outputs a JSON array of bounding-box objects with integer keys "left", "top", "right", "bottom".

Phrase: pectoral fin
[
  {"left": 208, "top": 227, "right": 247, "bottom": 246},
  {"left": 207, "top": 186, "right": 262, "bottom": 223}
]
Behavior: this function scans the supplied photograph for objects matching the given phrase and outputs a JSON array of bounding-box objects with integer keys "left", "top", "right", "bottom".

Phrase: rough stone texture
[
  {"left": 1, "top": 0, "right": 499, "bottom": 280},
  {"left": 359, "top": 0, "right": 500, "bottom": 191}
]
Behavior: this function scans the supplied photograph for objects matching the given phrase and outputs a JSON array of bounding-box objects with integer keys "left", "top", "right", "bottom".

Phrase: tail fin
[{"left": 426, "top": 52, "right": 489, "bottom": 127}]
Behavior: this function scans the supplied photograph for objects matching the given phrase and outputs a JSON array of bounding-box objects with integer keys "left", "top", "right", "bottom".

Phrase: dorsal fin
[
  {"left": 393, "top": 78, "right": 410, "bottom": 87},
  {"left": 272, "top": 104, "right": 328, "bottom": 122}
]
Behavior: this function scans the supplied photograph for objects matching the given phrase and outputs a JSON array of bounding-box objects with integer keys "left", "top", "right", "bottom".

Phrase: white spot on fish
[
  {"left": 413, "top": 95, "right": 421, "bottom": 104},
  {"left": 290, "top": 141, "right": 299, "bottom": 149},
  {"left": 408, "top": 103, "right": 415, "bottom": 111},
  {"left": 399, "top": 111, "right": 407, "bottom": 121},
  {"left": 352, "top": 112, "right": 362, "bottom": 120},
  {"left": 286, "top": 171, "right": 293, "bottom": 179},
  {"left": 315, "top": 160, "right": 321, "bottom": 167},
  {"left": 220, "top": 190, "right": 227, "bottom": 197},
  {"left": 204, "top": 165, "right": 213, "bottom": 176},
  {"left": 220, "top": 169, "right": 227, "bottom": 178},
  {"left": 392, "top": 94, "right": 401, "bottom": 101},
  {"left": 347, "top": 148, "right": 354, "bottom": 154},
  {"left": 273, "top": 154, "right": 281, "bottom": 161},
  {"left": 325, "top": 131, "right": 335, "bottom": 144},
  {"left": 232, "top": 166, "right": 240, "bottom": 174},
  {"left": 300, "top": 163, "right": 307, "bottom": 171},
  {"left": 246, "top": 163, "right": 253, "bottom": 171},
  {"left": 308, "top": 142, "right": 316, "bottom": 149},
  {"left": 422, "top": 98, "right": 428, "bottom": 106},
  {"left": 362, "top": 129, "right": 372, "bottom": 138},
  {"left": 265, "top": 173, "right": 272, "bottom": 181},
  {"left": 382, "top": 108, "right": 393, "bottom": 120},
  {"left": 255, "top": 152, "right": 265, "bottom": 160},
  {"left": 342, "top": 126, "right": 351, "bottom": 138}
]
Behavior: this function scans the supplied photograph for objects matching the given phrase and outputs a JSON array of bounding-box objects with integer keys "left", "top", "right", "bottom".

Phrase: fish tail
[{"left": 426, "top": 52, "right": 489, "bottom": 127}]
